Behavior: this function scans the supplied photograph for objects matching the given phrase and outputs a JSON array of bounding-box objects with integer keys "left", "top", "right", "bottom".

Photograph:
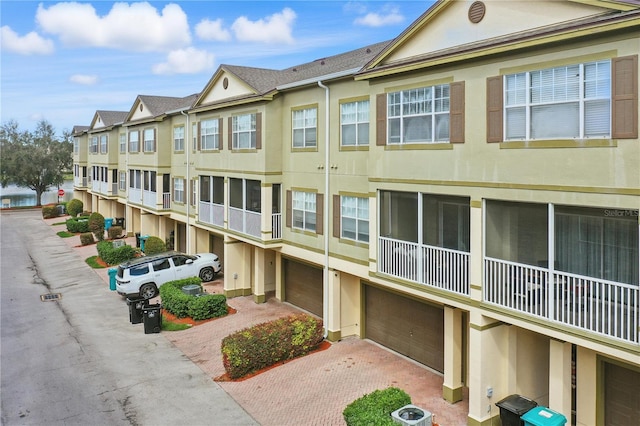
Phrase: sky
[{"left": 1, "top": 1, "right": 434, "bottom": 136}]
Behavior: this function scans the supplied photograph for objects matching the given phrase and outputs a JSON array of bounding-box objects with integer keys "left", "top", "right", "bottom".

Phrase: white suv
[{"left": 115, "top": 251, "right": 222, "bottom": 299}]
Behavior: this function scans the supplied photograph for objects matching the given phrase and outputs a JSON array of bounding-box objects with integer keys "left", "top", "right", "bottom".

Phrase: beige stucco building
[{"left": 72, "top": 1, "right": 639, "bottom": 424}]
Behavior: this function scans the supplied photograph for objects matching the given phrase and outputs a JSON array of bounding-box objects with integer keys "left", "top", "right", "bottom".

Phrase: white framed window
[
  {"left": 173, "top": 178, "right": 184, "bottom": 203},
  {"left": 119, "top": 133, "right": 126, "bottom": 153},
  {"left": 200, "top": 119, "right": 219, "bottom": 150},
  {"left": 192, "top": 123, "right": 198, "bottom": 151},
  {"left": 388, "top": 85, "right": 450, "bottom": 144},
  {"left": 128, "top": 131, "right": 139, "bottom": 152},
  {"left": 100, "top": 135, "right": 108, "bottom": 153},
  {"left": 190, "top": 179, "right": 197, "bottom": 206},
  {"left": 341, "top": 100, "right": 369, "bottom": 146},
  {"left": 292, "top": 108, "right": 317, "bottom": 148},
  {"left": 292, "top": 191, "right": 316, "bottom": 231},
  {"left": 143, "top": 128, "right": 155, "bottom": 152},
  {"left": 232, "top": 114, "right": 256, "bottom": 149},
  {"left": 505, "top": 60, "right": 611, "bottom": 140},
  {"left": 173, "top": 126, "right": 185, "bottom": 151},
  {"left": 119, "top": 171, "right": 126, "bottom": 190},
  {"left": 341, "top": 196, "right": 369, "bottom": 242},
  {"left": 90, "top": 136, "right": 98, "bottom": 153},
  {"left": 73, "top": 137, "right": 79, "bottom": 154}
]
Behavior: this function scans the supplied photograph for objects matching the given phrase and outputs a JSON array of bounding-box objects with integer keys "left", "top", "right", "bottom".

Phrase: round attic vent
[
  {"left": 468, "top": 1, "right": 486, "bottom": 24},
  {"left": 223, "top": 77, "right": 229, "bottom": 89}
]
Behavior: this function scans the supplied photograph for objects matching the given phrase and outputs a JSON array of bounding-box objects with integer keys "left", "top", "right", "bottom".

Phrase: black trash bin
[
  {"left": 142, "top": 304, "right": 162, "bottom": 334},
  {"left": 495, "top": 394, "right": 538, "bottom": 426},
  {"left": 126, "top": 297, "right": 148, "bottom": 324},
  {"left": 135, "top": 232, "right": 141, "bottom": 248},
  {"left": 115, "top": 217, "right": 125, "bottom": 228}
]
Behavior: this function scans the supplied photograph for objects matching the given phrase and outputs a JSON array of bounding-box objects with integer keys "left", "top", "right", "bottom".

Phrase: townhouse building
[{"left": 72, "top": 1, "right": 639, "bottom": 425}]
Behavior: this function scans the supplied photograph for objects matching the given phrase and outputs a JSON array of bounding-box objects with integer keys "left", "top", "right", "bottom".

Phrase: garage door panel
[
  {"left": 605, "top": 362, "right": 640, "bottom": 425},
  {"left": 365, "top": 285, "right": 444, "bottom": 372},
  {"left": 284, "top": 259, "right": 323, "bottom": 317}
]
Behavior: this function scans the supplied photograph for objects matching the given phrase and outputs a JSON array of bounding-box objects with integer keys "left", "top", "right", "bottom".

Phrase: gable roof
[
  {"left": 72, "top": 125, "right": 89, "bottom": 136},
  {"left": 89, "top": 110, "right": 128, "bottom": 132},
  {"left": 124, "top": 93, "right": 199, "bottom": 125}
]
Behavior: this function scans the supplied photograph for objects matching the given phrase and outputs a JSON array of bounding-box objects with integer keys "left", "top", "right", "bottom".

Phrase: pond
[{"left": 0, "top": 181, "right": 75, "bottom": 208}]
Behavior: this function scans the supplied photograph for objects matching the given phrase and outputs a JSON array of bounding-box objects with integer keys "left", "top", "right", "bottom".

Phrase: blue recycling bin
[
  {"left": 140, "top": 235, "right": 149, "bottom": 252},
  {"left": 105, "top": 218, "right": 114, "bottom": 230},
  {"left": 521, "top": 407, "right": 567, "bottom": 426},
  {"left": 108, "top": 268, "right": 117, "bottom": 291}
]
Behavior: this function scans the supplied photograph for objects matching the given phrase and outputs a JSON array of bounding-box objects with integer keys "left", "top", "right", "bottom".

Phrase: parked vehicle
[{"left": 115, "top": 251, "right": 222, "bottom": 299}]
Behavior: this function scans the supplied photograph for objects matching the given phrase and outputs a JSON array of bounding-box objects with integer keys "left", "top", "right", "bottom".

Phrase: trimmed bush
[
  {"left": 343, "top": 387, "right": 411, "bottom": 426},
  {"left": 66, "top": 217, "right": 90, "bottom": 233},
  {"left": 88, "top": 212, "right": 105, "bottom": 241},
  {"left": 159, "top": 278, "right": 229, "bottom": 321},
  {"left": 96, "top": 240, "right": 136, "bottom": 265},
  {"left": 107, "top": 225, "right": 123, "bottom": 239},
  {"left": 80, "top": 232, "right": 94, "bottom": 246},
  {"left": 67, "top": 199, "right": 83, "bottom": 217},
  {"left": 188, "top": 294, "right": 228, "bottom": 320},
  {"left": 143, "top": 236, "right": 166, "bottom": 255},
  {"left": 221, "top": 313, "right": 324, "bottom": 380},
  {"left": 41, "top": 205, "right": 58, "bottom": 219}
]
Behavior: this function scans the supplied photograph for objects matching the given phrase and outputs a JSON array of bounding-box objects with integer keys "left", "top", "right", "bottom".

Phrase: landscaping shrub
[
  {"left": 96, "top": 240, "right": 136, "bottom": 265},
  {"left": 88, "top": 212, "right": 105, "bottom": 241},
  {"left": 66, "top": 217, "right": 90, "bottom": 233},
  {"left": 66, "top": 198, "right": 83, "bottom": 217},
  {"left": 221, "top": 313, "right": 324, "bottom": 380},
  {"left": 343, "top": 387, "right": 411, "bottom": 426},
  {"left": 143, "top": 236, "right": 166, "bottom": 255},
  {"left": 41, "top": 204, "right": 58, "bottom": 219},
  {"left": 108, "top": 225, "right": 123, "bottom": 239},
  {"left": 80, "top": 232, "right": 94, "bottom": 246},
  {"left": 159, "top": 278, "right": 227, "bottom": 319}
]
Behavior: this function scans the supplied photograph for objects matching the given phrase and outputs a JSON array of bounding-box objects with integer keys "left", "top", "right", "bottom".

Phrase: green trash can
[
  {"left": 140, "top": 235, "right": 149, "bottom": 252},
  {"left": 108, "top": 268, "right": 117, "bottom": 291},
  {"left": 104, "top": 218, "right": 114, "bottom": 230},
  {"left": 521, "top": 407, "right": 567, "bottom": 426}
]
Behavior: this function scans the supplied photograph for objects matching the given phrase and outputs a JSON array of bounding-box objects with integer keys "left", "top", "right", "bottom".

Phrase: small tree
[
  {"left": 88, "top": 212, "right": 105, "bottom": 241},
  {"left": 67, "top": 199, "right": 83, "bottom": 217},
  {"left": 143, "top": 236, "right": 166, "bottom": 255}
]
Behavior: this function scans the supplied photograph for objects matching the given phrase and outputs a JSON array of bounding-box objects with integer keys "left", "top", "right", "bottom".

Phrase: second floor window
[
  {"left": 90, "top": 136, "right": 98, "bottom": 153},
  {"left": 119, "top": 171, "right": 126, "bottom": 190},
  {"left": 505, "top": 60, "right": 611, "bottom": 140},
  {"left": 201, "top": 119, "right": 219, "bottom": 150},
  {"left": 73, "top": 137, "right": 79, "bottom": 153},
  {"left": 119, "top": 133, "right": 126, "bottom": 153},
  {"left": 341, "top": 100, "right": 369, "bottom": 146},
  {"left": 129, "top": 131, "right": 139, "bottom": 152},
  {"left": 232, "top": 114, "right": 256, "bottom": 149},
  {"left": 173, "top": 126, "right": 184, "bottom": 151},
  {"left": 200, "top": 175, "right": 224, "bottom": 204},
  {"left": 173, "top": 178, "right": 185, "bottom": 203},
  {"left": 292, "top": 191, "right": 316, "bottom": 231},
  {"left": 100, "top": 135, "right": 108, "bottom": 153},
  {"left": 341, "top": 196, "right": 369, "bottom": 242},
  {"left": 292, "top": 108, "right": 317, "bottom": 148},
  {"left": 388, "top": 85, "right": 450, "bottom": 144},
  {"left": 143, "top": 128, "right": 155, "bottom": 152}
]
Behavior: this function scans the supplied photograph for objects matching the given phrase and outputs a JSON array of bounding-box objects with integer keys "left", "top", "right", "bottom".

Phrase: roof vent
[
  {"left": 321, "top": 60, "right": 325, "bottom": 65},
  {"left": 292, "top": 68, "right": 297, "bottom": 72},
  {"left": 366, "top": 48, "right": 371, "bottom": 54}
]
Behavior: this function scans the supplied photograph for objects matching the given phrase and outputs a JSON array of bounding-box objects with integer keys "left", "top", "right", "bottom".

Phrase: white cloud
[
  {"left": 231, "top": 8, "right": 296, "bottom": 44},
  {"left": 35, "top": 2, "right": 191, "bottom": 52},
  {"left": 152, "top": 47, "right": 215, "bottom": 75},
  {"left": 195, "top": 18, "right": 231, "bottom": 42},
  {"left": 354, "top": 7, "right": 404, "bottom": 27},
  {"left": 70, "top": 74, "right": 99, "bottom": 85},
  {"left": 0, "top": 26, "right": 54, "bottom": 55}
]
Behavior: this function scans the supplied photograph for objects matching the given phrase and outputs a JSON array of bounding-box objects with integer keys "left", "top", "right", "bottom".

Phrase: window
[
  {"left": 143, "top": 170, "right": 156, "bottom": 192},
  {"left": 173, "top": 126, "right": 185, "bottom": 151},
  {"left": 190, "top": 179, "right": 196, "bottom": 206},
  {"left": 73, "top": 137, "right": 79, "bottom": 154},
  {"left": 143, "top": 128, "right": 155, "bottom": 152},
  {"left": 152, "top": 259, "right": 171, "bottom": 271},
  {"left": 173, "top": 178, "right": 184, "bottom": 203},
  {"left": 505, "top": 60, "right": 611, "bottom": 140},
  {"left": 292, "top": 108, "right": 317, "bottom": 148},
  {"left": 341, "top": 100, "right": 369, "bottom": 146},
  {"left": 200, "top": 175, "right": 224, "bottom": 204},
  {"left": 200, "top": 119, "right": 219, "bottom": 150},
  {"left": 119, "top": 133, "right": 126, "bottom": 153},
  {"left": 388, "top": 85, "right": 450, "bottom": 144},
  {"left": 119, "top": 171, "right": 126, "bottom": 190},
  {"left": 129, "top": 170, "right": 142, "bottom": 189},
  {"left": 192, "top": 123, "right": 198, "bottom": 151},
  {"left": 129, "top": 131, "right": 139, "bottom": 152},
  {"left": 292, "top": 191, "right": 316, "bottom": 231},
  {"left": 90, "top": 136, "right": 98, "bottom": 153},
  {"left": 100, "top": 135, "right": 108, "bottom": 153},
  {"left": 341, "top": 196, "right": 369, "bottom": 242},
  {"left": 232, "top": 114, "right": 256, "bottom": 149}
]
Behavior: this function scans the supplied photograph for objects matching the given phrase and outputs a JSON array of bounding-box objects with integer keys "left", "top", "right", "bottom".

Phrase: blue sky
[{"left": 1, "top": 1, "right": 433, "bottom": 136}]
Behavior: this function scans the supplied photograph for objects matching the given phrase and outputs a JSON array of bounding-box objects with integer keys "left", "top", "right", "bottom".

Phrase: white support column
[
  {"left": 326, "top": 270, "right": 341, "bottom": 342},
  {"left": 549, "top": 339, "right": 572, "bottom": 417},
  {"left": 576, "top": 346, "right": 597, "bottom": 426},
  {"left": 253, "top": 247, "right": 266, "bottom": 304},
  {"left": 443, "top": 306, "right": 463, "bottom": 403}
]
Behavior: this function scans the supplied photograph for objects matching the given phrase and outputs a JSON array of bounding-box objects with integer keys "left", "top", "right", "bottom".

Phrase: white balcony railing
[
  {"left": 272, "top": 213, "right": 282, "bottom": 239},
  {"left": 129, "top": 188, "right": 141, "bottom": 205},
  {"left": 378, "top": 237, "right": 470, "bottom": 296},
  {"left": 199, "top": 201, "right": 224, "bottom": 227},
  {"left": 229, "top": 207, "right": 261, "bottom": 238},
  {"left": 162, "top": 192, "right": 170, "bottom": 209},
  {"left": 142, "top": 190, "right": 155, "bottom": 208},
  {"left": 484, "top": 257, "right": 639, "bottom": 344}
]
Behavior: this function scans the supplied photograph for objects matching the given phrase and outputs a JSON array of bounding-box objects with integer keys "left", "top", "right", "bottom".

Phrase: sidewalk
[{"left": 46, "top": 216, "right": 469, "bottom": 425}]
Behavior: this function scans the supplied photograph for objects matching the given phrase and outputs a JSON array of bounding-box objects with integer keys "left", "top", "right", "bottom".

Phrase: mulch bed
[
  {"left": 213, "top": 340, "right": 332, "bottom": 382},
  {"left": 162, "top": 306, "right": 237, "bottom": 327}
]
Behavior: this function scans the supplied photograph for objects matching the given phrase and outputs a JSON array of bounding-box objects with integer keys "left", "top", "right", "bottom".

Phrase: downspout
[
  {"left": 318, "top": 81, "right": 330, "bottom": 339},
  {"left": 181, "top": 110, "right": 191, "bottom": 253}
]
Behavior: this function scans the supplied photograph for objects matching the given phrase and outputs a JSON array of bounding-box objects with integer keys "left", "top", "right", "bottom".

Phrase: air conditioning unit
[
  {"left": 112, "top": 240, "right": 125, "bottom": 248},
  {"left": 391, "top": 404, "right": 432, "bottom": 426}
]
